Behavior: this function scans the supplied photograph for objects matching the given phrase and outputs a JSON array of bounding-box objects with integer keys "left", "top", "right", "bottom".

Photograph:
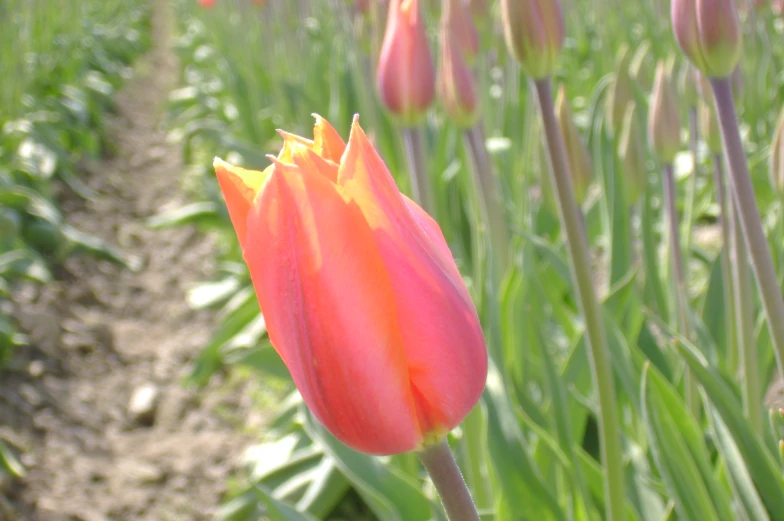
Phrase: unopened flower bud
[
  {"left": 700, "top": 101, "right": 723, "bottom": 154},
  {"left": 679, "top": 62, "right": 700, "bottom": 109},
  {"left": 556, "top": 85, "right": 592, "bottom": 204},
  {"left": 377, "top": 0, "right": 436, "bottom": 125},
  {"left": 648, "top": 62, "right": 682, "bottom": 164},
  {"left": 730, "top": 64, "right": 744, "bottom": 101},
  {"left": 437, "top": 18, "right": 480, "bottom": 127},
  {"left": 770, "top": 107, "right": 784, "bottom": 194},
  {"left": 630, "top": 41, "right": 653, "bottom": 91},
  {"left": 619, "top": 102, "right": 647, "bottom": 206},
  {"left": 606, "top": 45, "right": 636, "bottom": 135},
  {"left": 671, "top": 0, "right": 742, "bottom": 78},
  {"left": 442, "top": 0, "right": 479, "bottom": 63},
  {"left": 500, "top": 0, "right": 565, "bottom": 79},
  {"left": 769, "top": 407, "right": 784, "bottom": 438},
  {"left": 779, "top": 440, "right": 784, "bottom": 465}
]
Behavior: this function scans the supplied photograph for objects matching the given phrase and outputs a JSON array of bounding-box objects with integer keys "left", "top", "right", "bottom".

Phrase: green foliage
[
  {"left": 168, "top": 0, "right": 784, "bottom": 520},
  {"left": 0, "top": 0, "right": 150, "bottom": 447}
]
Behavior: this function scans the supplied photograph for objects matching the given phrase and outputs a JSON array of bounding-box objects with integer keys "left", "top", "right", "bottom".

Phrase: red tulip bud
[
  {"left": 199, "top": 0, "right": 215, "bottom": 7},
  {"left": 377, "top": 0, "right": 436, "bottom": 125},
  {"left": 214, "top": 116, "right": 487, "bottom": 455},
  {"left": 500, "top": 0, "right": 565, "bottom": 79},
  {"left": 648, "top": 62, "right": 682, "bottom": 164},
  {"left": 671, "top": 0, "right": 742, "bottom": 78},
  {"left": 437, "top": 3, "right": 480, "bottom": 127}
]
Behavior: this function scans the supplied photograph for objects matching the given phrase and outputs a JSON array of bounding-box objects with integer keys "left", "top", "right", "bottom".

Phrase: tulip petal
[
  {"left": 338, "top": 118, "right": 487, "bottom": 434},
  {"left": 312, "top": 114, "right": 347, "bottom": 163},
  {"left": 245, "top": 162, "right": 422, "bottom": 454},
  {"left": 277, "top": 131, "right": 315, "bottom": 163},
  {"left": 213, "top": 158, "right": 270, "bottom": 248},
  {"left": 277, "top": 131, "right": 340, "bottom": 182}
]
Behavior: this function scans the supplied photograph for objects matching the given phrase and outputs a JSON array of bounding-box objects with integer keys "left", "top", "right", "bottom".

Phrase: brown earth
[{"left": 0, "top": 3, "right": 255, "bottom": 520}]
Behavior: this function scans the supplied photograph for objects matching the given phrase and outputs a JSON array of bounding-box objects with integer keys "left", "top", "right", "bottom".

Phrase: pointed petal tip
[{"left": 213, "top": 156, "right": 228, "bottom": 169}]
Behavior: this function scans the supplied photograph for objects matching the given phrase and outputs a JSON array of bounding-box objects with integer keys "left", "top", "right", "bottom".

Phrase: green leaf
[
  {"left": 484, "top": 362, "right": 566, "bottom": 521},
  {"left": 146, "top": 201, "right": 222, "bottom": 228},
  {"left": 670, "top": 335, "right": 784, "bottom": 520},
  {"left": 641, "top": 363, "right": 735, "bottom": 521},
  {"left": 708, "top": 407, "right": 771, "bottom": 521},
  {"left": 303, "top": 410, "right": 431, "bottom": 521},
  {"left": 255, "top": 485, "right": 319, "bottom": 521}
]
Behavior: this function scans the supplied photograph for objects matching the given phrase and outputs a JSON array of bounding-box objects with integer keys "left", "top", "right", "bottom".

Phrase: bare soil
[{"left": 1, "top": 4, "right": 253, "bottom": 520}]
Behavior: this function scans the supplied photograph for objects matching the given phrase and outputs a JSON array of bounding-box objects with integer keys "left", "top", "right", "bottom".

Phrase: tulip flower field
[{"left": 4, "top": 0, "right": 784, "bottom": 519}]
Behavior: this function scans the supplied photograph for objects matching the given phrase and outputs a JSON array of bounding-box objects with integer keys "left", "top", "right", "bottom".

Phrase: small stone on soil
[{"left": 128, "top": 384, "right": 160, "bottom": 426}]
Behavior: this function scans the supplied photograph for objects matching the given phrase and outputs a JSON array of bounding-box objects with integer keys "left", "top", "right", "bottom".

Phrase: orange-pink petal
[
  {"left": 213, "top": 158, "right": 270, "bottom": 249},
  {"left": 244, "top": 161, "right": 423, "bottom": 454},
  {"left": 338, "top": 118, "right": 487, "bottom": 434}
]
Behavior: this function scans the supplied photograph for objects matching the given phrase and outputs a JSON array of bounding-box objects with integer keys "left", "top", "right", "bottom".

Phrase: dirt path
[{"left": 1, "top": 3, "right": 251, "bottom": 520}]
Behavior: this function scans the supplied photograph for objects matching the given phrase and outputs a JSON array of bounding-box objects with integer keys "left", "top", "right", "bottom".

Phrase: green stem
[
  {"left": 729, "top": 184, "right": 762, "bottom": 433},
  {"left": 710, "top": 76, "right": 784, "bottom": 382},
  {"left": 533, "top": 77, "right": 626, "bottom": 521},
  {"left": 418, "top": 440, "right": 481, "bottom": 521},
  {"left": 401, "top": 127, "right": 435, "bottom": 216},
  {"left": 712, "top": 154, "right": 738, "bottom": 374},
  {"left": 464, "top": 123, "right": 510, "bottom": 274},
  {"left": 662, "top": 163, "right": 699, "bottom": 415},
  {"left": 682, "top": 107, "right": 699, "bottom": 258}
]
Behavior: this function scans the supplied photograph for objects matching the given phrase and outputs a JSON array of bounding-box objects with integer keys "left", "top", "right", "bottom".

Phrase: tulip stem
[
  {"left": 418, "top": 440, "right": 481, "bottom": 521},
  {"left": 533, "top": 77, "right": 625, "bottom": 521},
  {"left": 710, "top": 76, "right": 784, "bottom": 382},
  {"left": 712, "top": 154, "right": 738, "bottom": 374},
  {"left": 663, "top": 163, "right": 699, "bottom": 416},
  {"left": 402, "top": 126, "right": 435, "bottom": 216},
  {"left": 464, "top": 123, "right": 510, "bottom": 273}
]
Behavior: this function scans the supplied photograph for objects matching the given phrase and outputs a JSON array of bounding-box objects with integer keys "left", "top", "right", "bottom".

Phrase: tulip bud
[
  {"left": 779, "top": 440, "right": 784, "bottom": 465},
  {"left": 377, "top": 0, "right": 436, "bottom": 125},
  {"left": 730, "top": 64, "right": 744, "bottom": 101},
  {"left": 500, "top": 0, "right": 565, "bottom": 79},
  {"left": 700, "top": 101, "right": 723, "bottom": 154},
  {"left": 606, "top": 45, "right": 636, "bottom": 135},
  {"left": 619, "top": 102, "right": 648, "bottom": 206},
  {"left": 648, "top": 62, "right": 682, "bottom": 164},
  {"left": 775, "top": 0, "right": 784, "bottom": 14},
  {"left": 630, "top": 41, "right": 653, "bottom": 92},
  {"left": 468, "top": 0, "right": 488, "bottom": 19},
  {"left": 442, "top": 0, "right": 479, "bottom": 63},
  {"left": 213, "top": 116, "right": 487, "bottom": 455},
  {"left": 437, "top": 19, "right": 480, "bottom": 127},
  {"left": 678, "top": 62, "right": 700, "bottom": 109},
  {"left": 199, "top": 0, "right": 215, "bottom": 7},
  {"left": 770, "top": 107, "right": 784, "bottom": 194},
  {"left": 671, "top": 0, "right": 742, "bottom": 78},
  {"left": 769, "top": 407, "right": 784, "bottom": 438},
  {"left": 556, "top": 85, "right": 592, "bottom": 204}
]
